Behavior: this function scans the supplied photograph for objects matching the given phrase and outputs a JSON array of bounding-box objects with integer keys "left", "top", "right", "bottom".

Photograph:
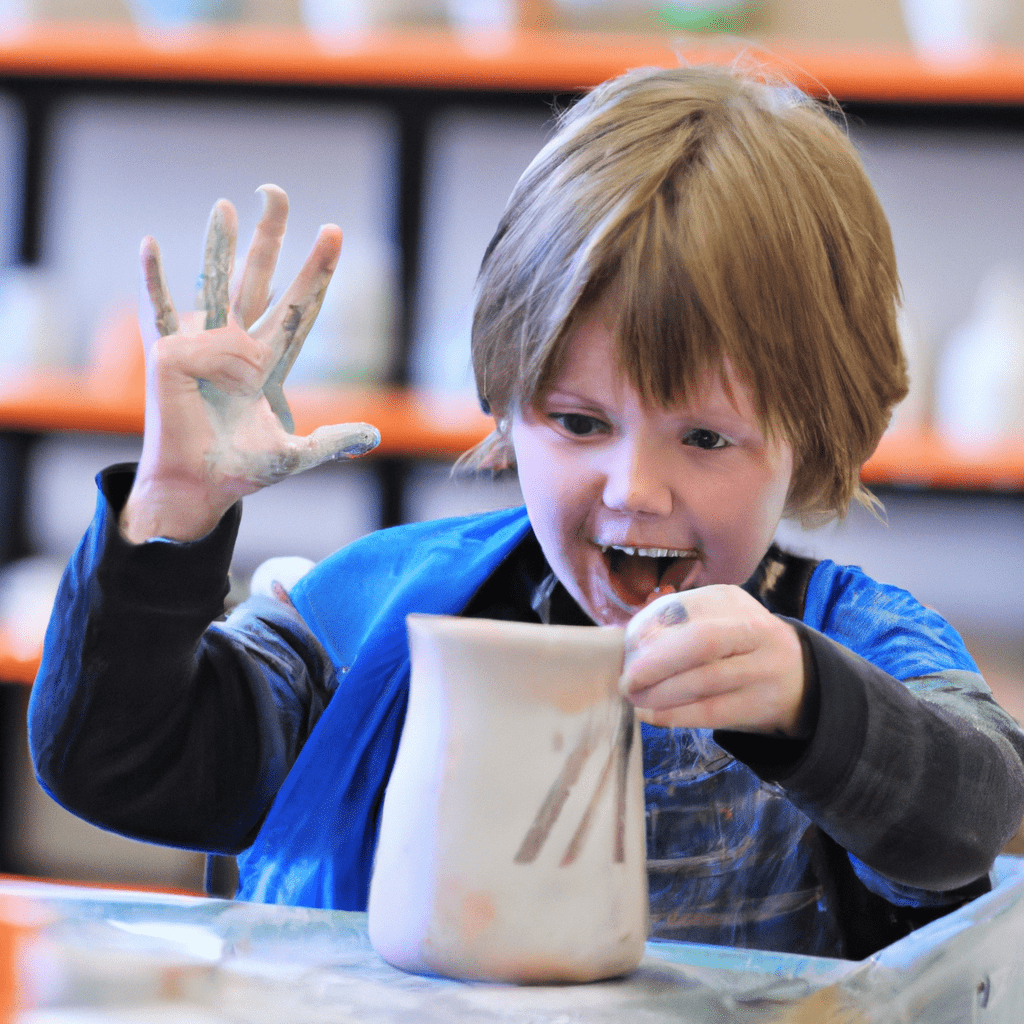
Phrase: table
[{"left": 1, "top": 857, "right": 1022, "bottom": 1023}]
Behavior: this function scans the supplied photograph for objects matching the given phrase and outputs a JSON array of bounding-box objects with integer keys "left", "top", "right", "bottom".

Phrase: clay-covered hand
[
  {"left": 619, "top": 585, "right": 808, "bottom": 737},
  {"left": 120, "top": 185, "right": 380, "bottom": 544}
]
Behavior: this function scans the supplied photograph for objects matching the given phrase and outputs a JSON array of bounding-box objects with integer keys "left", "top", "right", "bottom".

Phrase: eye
[
  {"left": 683, "top": 428, "right": 729, "bottom": 450},
  {"left": 550, "top": 412, "right": 608, "bottom": 437}
]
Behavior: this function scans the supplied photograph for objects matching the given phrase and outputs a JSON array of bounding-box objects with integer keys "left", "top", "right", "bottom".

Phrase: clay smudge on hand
[
  {"left": 282, "top": 303, "right": 303, "bottom": 341},
  {"left": 261, "top": 296, "right": 322, "bottom": 434},
  {"left": 223, "top": 423, "right": 380, "bottom": 487},
  {"left": 625, "top": 592, "right": 688, "bottom": 655},
  {"left": 657, "top": 601, "right": 688, "bottom": 627},
  {"left": 307, "top": 423, "right": 382, "bottom": 464},
  {"left": 335, "top": 425, "right": 382, "bottom": 458}
]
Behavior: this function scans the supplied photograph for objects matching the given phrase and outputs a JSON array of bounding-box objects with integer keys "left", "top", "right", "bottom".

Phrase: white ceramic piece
[
  {"left": 888, "top": 304, "right": 933, "bottom": 434},
  {"left": 368, "top": 614, "right": 648, "bottom": 983},
  {"left": 934, "top": 261, "right": 1024, "bottom": 447},
  {"left": 0, "top": 268, "right": 74, "bottom": 375},
  {"left": 0, "top": 555, "right": 66, "bottom": 660},
  {"left": 248, "top": 556, "right": 316, "bottom": 598},
  {"left": 900, "top": 0, "right": 1017, "bottom": 51}
]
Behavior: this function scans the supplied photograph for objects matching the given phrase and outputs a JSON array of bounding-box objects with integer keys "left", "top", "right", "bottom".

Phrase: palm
[{"left": 126, "top": 186, "right": 379, "bottom": 542}]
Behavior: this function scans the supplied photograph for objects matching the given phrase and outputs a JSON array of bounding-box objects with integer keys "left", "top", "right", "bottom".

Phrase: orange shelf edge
[
  {"left": 863, "top": 428, "right": 1024, "bottom": 490},
  {"left": 0, "top": 629, "right": 38, "bottom": 686},
  {"left": 0, "top": 373, "right": 493, "bottom": 457},
  {"left": 3, "top": 374, "right": 1024, "bottom": 481},
  {"left": 0, "top": 24, "right": 1021, "bottom": 104}
]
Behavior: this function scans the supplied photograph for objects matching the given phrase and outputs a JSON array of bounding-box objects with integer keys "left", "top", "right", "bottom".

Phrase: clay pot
[{"left": 368, "top": 614, "right": 648, "bottom": 983}]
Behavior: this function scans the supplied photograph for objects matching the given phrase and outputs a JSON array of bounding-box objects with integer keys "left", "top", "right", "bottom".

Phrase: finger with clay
[
  {"left": 619, "top": 584, "right": 808, "bottom": 738},
  {"left": 121, "top": 185, "right": 380, "bottom": 545}
]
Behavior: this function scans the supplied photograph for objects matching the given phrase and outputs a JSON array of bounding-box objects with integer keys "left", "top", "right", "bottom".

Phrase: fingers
[
  {"left": 258, "top": 224, "right": 342, "bottom": 431},
  {"left": 234, "top": 184, "right": 289, "bottom": 329},
  {"left": 625, "top": 592, "right": 757, "bottom": 680},
  {"left": 620, "top": 585, "right": 806, "bottom": 734},
  {"left": 263, "top": 378, "right": 297, "bottom": 435},
  {"left": 632, "top": 663, "right": 804, "bottom": 734},
  {"left": 198, "top": 199, "right": 238, "bottom": 330},
  {"left": 625, "top": 642, "right": 795, "bottom": 732},
  {"left": 623, "top": 616, "right": 758, "bottom": 705},
  {"left": 633, "top": 689, "right": 760, "bottom": 732},
  {"left": 139, "top": 236, "right": 180, "bottom": 344},
  {"left": 624, "top": 585, "right": 744, "bottom": 661}
]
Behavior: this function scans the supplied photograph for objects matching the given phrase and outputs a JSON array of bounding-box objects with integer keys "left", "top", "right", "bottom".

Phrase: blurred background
[{"left": 0, "top": 0, "right": 1022, "bottom": 890}]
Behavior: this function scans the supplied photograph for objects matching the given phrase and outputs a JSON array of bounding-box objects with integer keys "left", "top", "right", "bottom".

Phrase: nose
[{"left": 601, "top": 435, "right": 673, "bottom": 517}]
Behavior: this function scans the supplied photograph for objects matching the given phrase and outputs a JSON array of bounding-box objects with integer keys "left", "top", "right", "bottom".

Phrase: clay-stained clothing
[{"left": 29, "top": 467, "right": 1024, "bottom": 959}]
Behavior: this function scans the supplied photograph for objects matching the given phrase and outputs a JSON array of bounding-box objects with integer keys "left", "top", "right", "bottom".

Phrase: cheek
[
  {"left": 700, "top": 453, "right": 793, "bottom": 576},
  {"left": 766, "top": 446, "right": 795, "bottom": 521},
  {"left": 511, "top": 421, "right": 558, "bottom": 535},
  {"left": 511, "top": 422, "right": 587, "bottom": 565},
  {"left": 746, "top": 451, "right": 794, "bottom": 545},
  {"left": 510, "top": 420, "right": 542, "bottom": 503}
]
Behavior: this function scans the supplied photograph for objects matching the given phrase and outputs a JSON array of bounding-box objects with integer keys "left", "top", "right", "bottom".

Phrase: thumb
[
  {"left": 624, "top": 590, "right": 689, "bottom": 656},
  {"left": 291, "top": 422, "right": 381, "bottom": 473}
]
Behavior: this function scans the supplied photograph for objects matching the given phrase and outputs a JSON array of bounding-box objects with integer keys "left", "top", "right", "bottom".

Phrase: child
[{"left": 29, "top": 65, "right": 1024, "bottom": 961}]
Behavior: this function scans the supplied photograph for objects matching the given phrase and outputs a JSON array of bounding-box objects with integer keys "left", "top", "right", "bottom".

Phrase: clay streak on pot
[
  {"left": 560, "top": 699, "right": 635, "bottom": 866},
  {"left": 514, "top": 724, "right": 599, "bottom": 864},
  {"left": 559, "top": 737, "right": 616, "bottom": 867},
  {"left": 613, "top": 699, "right": 635, "bottom": 863}
]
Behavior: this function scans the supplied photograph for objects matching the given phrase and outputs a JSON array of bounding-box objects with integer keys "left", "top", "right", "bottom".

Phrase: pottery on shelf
[{"left": 368, "top": 613, "right": 648, "bottom": 984}]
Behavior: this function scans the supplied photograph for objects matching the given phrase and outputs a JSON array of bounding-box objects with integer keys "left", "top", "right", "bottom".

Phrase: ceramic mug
[{"left": 368, "top": 613, "right": 648, "bottom": 983}]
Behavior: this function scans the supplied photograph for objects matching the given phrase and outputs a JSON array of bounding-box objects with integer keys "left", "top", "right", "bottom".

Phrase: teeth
[{"left": 600, "top": 544, "right": 692, "bottom": 559}]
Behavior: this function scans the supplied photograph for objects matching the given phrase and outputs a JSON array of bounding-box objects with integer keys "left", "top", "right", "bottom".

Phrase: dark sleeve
[
  {"left": 27, "top": 464, "right": 338, "bottom": 855},
  {"left": 718, "top": 621, "right": 1024, "bottom": 894}
]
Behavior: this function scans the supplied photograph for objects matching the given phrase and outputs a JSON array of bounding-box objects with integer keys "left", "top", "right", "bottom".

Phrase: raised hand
[
  {"left": 120, "top": 185, "right": 380, "bottom": 544},
  {"left": 619, "top": 585, "right": 808, "bottom": 737}
]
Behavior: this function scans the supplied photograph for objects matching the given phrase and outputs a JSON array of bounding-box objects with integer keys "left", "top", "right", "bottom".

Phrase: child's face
[{"left": 511, "top": 303, "right": 794, "bottom": 627}]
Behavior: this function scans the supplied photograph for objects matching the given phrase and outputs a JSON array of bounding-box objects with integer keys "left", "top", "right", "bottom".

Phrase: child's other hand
[
  {"left": 620, "top": 585, "right": 808, "bottom": 737},
  {"left": 120, "top": 185, "right": 380, "bottom": 544}
]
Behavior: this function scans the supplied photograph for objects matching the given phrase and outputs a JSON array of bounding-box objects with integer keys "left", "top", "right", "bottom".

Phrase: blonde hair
[{"left": 464, "top": 63, "right": 907, "bottom": 522}]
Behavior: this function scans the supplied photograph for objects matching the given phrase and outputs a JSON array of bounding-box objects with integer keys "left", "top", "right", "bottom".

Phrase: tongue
[{"left": 609, "top": 553, "right": 663, "bottom": 607}]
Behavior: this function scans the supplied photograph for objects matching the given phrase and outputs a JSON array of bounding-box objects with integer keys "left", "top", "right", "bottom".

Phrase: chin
[{"left": 582, "top": 590, "right": 641, "bottom": 628}]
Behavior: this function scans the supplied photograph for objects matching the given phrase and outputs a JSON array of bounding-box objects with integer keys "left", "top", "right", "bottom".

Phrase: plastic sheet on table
[{"left": 1, "top": 856, "right": 1022, "bottom": 1023}]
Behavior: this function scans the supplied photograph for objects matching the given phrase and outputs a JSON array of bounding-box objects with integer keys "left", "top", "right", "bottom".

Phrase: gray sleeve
[{"left": 731, "top": 625, "right": 1024, "bottom": 895}]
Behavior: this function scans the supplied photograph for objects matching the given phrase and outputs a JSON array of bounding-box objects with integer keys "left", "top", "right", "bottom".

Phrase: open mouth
[{"left": 599, "top": 544, "right": 699, "bottom": 610}]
